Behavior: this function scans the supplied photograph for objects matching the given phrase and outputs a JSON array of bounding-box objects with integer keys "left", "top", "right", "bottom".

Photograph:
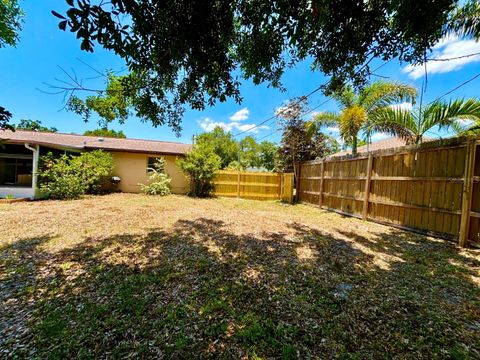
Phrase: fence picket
[
  {"left": 298, "top": 136, "right": 480, "bottom": 247},
  {"left": 214, "top": 170, "right": 294, "bottom": 203}
]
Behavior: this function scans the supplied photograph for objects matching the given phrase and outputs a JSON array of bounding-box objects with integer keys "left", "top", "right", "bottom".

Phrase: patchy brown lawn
[{"left": 1, "top": 193, "right": 479, "bottom": 359}]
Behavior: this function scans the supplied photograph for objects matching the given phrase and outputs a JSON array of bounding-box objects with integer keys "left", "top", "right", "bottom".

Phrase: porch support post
[{"left": 24, "top": 143, "right": 39, "bottom": 198}]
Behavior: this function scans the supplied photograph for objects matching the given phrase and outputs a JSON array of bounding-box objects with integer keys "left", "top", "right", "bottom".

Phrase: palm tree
[
  {"left": 311, "top": 81, "right": 417, "bottom": 156},
  {"left": 364, "top": 98, "right": 480, "bottom": 144}
]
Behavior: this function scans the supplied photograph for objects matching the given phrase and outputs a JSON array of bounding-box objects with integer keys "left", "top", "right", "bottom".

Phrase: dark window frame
[
  {"left": 147, "top": 157, "right": 161, "bottom": 173},
  {"left": 0, "top": 154, "right": 34, "bottom": 187}
]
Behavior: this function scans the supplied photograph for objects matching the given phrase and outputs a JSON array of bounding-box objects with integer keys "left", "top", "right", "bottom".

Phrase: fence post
[
  {"left": 284, "top": 173, "right": 294, "bottom": 204},
  {"left": 362, "top": 154, "right": 373, "bottom": 220},
  {"left": 318, "top": 160, "right": 325, "bottom": 208},
  {"left": 279, "top": 173, "right": 284, "bottom": 199},
  {"left": 459, "top": 140, "right": 476, "bottom": 247},
  {"left": 295, "top": 163, "right": 302, "bottom": 203},
  {"left": 237, "top": 171, "right": 241, "bottom": 199}
]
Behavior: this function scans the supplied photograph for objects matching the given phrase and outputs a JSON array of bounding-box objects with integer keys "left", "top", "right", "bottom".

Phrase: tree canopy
[
  {"left": 83, "top": 128, "right": 126, "bottom": 138},
  {"left": 0, "top": 106, "right": 13, "bottom": 130},
  {"left": 0, "top": 0, "right": 23, "bottom": 130},
  {"left": 53, "top": 0, "right": 464, "bottom": 131},
  {"left": 0, "top": 0, "right": 23, "bottom": 48},
  {"left": 195, "top": 128, "right": 239, "bottom": 169},
  {"left": 277, "top": 98, "right": 339, "bottom": 174},
  {"left": 15, "top": 119, "right": 58, "bottom": 132},
  {"left": 195, "top": 127, "right": 279, "bottom": 171}
]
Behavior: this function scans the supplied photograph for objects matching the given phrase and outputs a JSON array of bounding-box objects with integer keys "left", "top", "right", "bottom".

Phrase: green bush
[
  {"left": 70, "top": 151, "right": 115, "bottom": 194},
  {"left": 140, "top": 157, "right": 172, "bottom": 196},
  {"left": 177, "top": 144, "right": 221, "bottom": 197},
  {"left": 39, "top": 150, "right": 114, "bottom": 199}
]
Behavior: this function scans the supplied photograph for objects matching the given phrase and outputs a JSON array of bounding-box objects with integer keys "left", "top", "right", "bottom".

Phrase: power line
[
  {"left": 256, "top": 128, "right": 282, "bottom": 141},
  {"left": 233, "top": 83, "right": 327, "bottom": 137},
  {"left": 426, "top": 52, "right": 480, "bottom": 62},
  {"left": 253, "top": 59, "right": 394, "bottom": 141},
  {"left": 236, "top": 57, "right": 391, "bottom": 139},
  {"left": 430, "top": 71, "right": 480, "bottom": 103}
]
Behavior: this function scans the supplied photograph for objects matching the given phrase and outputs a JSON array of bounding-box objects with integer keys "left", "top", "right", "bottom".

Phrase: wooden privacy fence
[
  {"left": 214, "top": 170, "right": 294, "bottom": 202},
  {"left": 297, "top": 136, "right": 480, "bottom": 247}
]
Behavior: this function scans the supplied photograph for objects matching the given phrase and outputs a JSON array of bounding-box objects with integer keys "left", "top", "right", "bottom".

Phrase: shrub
[
  {"left": 139, "top": 157, "right": 172, "bottom": 195},
  {"left": 177, "top": 144, "right": 221, "bottom": 197},
  {"left": 70, "top": 151, "right": 115, "bottom": 194},
  {"left": 39, "top": 150, "right": 114, "bottom": 199},
  {"left": 38, "top": 155, "right": 87, "bottom": 199}
]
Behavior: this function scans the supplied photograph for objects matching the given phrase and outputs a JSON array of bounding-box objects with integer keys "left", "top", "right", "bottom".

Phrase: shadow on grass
[{"left": 1, "top": 219, "right": 479, "bottom": 358}]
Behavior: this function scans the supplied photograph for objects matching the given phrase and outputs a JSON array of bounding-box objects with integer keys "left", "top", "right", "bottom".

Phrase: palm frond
[
  {"left": 312, "top": 111, "right": 341, "bottom": 129},
  {"left": 332, "top": 87, "right": 357, "bottom": 109},
  {"left": 447, "top": 0, "right": 480, "bottom": 40},
  {"left": 364, "top": 107, "right": 417, "bottom": 143},
  {"left": 359, "top": 81, "right": 417, "bottom": 113},
  {"left": 422, "top": 98, "right": 480, "bottom": 134},
  {"left": 339, "top": 105, "right": 367, "bottom": 141},
  {"left": 457, "top": 121, "right": 480, "bottom": 136}
]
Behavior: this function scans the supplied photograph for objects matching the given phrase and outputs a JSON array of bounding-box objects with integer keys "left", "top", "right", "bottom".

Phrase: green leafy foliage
[
  {"left": 195, "top": 127, "right": 279, "bottom": 171},
  {"left": 140, "top": 157, "right": 172, "bottom": 196},
  {"left": 83, "top": 128, "right": 126, "bottom": 138},
  {"left": 0, "top": 0, "right": 23, "bottom": 130},
  {"left": 195, "top": 128, "right": 239, "bottom": 168},
  {"left": 277, "top": 98, "right": 339, "bottom": 174},
  {"left": 0, "top": 0, "right": 23, "bottom": 48},
  {"left": 238, "top": 136, "right": 260, "bottom": 169},
  {"left": 0, "top": 106, "right": 13, "bottom": 130},
  {"left": 54, "top": 0, "right": 458, "bottom": 131},
  {"left": 258, "top": 141, "right": 278, "bottom": 171},
  {"left": 39, "top": 150, "right": 114, "bottom": 199},
  {"left": 66, "top": 71, "right": 184, "bottom": 133},
  {"left": 15, "top": 119, "right": 58, "bottom": 132},
  {"left": 447, "top": 0, "right": 480, "bottom": 39},
  {"left": 177, "top": 144, "right": 221, "bottom": 197},
  {"left": 38, "top": 155, "right": 87, "bottom": 200}
]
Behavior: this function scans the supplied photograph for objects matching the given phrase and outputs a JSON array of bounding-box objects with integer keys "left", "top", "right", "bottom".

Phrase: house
[
  {"left": 0, "top": 130, "right": 192, "bottom": 199},
  {"left": 331, "top": 137, "right": 408, "bottom": 157}
]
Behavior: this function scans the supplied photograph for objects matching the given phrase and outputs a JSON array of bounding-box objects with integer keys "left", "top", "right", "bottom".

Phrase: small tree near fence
[
  {"left": 276, "top": 97, "right": 338, "bottom": 177},
  {"left": 178, "top": 143, "right": 221, "bottom": 197}
]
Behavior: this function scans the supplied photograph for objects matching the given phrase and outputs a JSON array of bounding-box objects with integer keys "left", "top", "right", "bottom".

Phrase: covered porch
[{"left": 0, "top": 143, "right": 39, "bottom": 199}]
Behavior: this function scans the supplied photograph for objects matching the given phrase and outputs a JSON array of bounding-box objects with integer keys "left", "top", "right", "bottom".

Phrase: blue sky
[{"left": 1, "top": 1, "right": 480, "bottom": 145}]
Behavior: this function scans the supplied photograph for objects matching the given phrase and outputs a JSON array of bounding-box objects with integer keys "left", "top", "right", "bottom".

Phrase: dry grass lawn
[{"left": 1, "top": 193, "right": 479, "bottom": 359}]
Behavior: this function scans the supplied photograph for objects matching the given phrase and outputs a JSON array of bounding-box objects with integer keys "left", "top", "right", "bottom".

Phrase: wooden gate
[{"left": 214, "top": 171, "right": 294, "bottom": 203}]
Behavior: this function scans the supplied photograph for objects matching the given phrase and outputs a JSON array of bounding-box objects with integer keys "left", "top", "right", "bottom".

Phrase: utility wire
[
  {"left": 251, "top": 59, "right": 393, "bottom": 141},
  {"left": 426, "top": 52, "right": 480, "bottom": 62},
  {"left": 233, "top": 83, "right": 327, "bottom": 137},
  {"left": 430, "top": 71, "right": 480, "bottom": 103}
]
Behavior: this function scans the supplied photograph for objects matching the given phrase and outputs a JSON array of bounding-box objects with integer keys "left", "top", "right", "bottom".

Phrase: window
[
  {"left": 0, "top": 156, "right": 33, "bottom": 187},
  {"left": 147, "top": 157, "right": 161, "bottom": 173}
]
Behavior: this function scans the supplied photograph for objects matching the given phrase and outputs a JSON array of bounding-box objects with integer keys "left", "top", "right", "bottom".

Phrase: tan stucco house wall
[
  {"left": 112, "top": 152, "right": 188, "bottom": 194},
  {"left": 0, "top": 130, "right": 192, "bottom": 199}
]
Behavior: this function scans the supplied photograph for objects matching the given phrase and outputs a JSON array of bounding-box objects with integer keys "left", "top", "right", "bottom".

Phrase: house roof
[
  {"left": 0, "top": 130, "right": 192, "bottom": 155},
  {"left": 331, "top": 137, "right": 408, "bottom": 157}
]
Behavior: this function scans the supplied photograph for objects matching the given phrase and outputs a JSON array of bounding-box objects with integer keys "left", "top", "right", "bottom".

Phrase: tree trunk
[{"left": 352, "top": 136, "right": 358, "bottom": 156}]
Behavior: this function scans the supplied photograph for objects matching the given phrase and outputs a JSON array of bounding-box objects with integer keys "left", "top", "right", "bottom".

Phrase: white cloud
[
  {"left": 326, "top": 126, "right": 339, "bottom": 133},
  {"left": 402, "top": 36, "right": 480, "bottom": 79},
  {"left": 199, "top": 117, "right": 233, "bottom": 132},
  {"left": 370, "top": 132, "right": 390, "bottom": 141},
  {"left": 229, "top": 108, "right": 250, "bottom": 122},
  {"left": 390, "top": 102, "right": 413, "bottom": 111},
  {"left": 198, "top": 116, "right": 268, "bottom": 134}
]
